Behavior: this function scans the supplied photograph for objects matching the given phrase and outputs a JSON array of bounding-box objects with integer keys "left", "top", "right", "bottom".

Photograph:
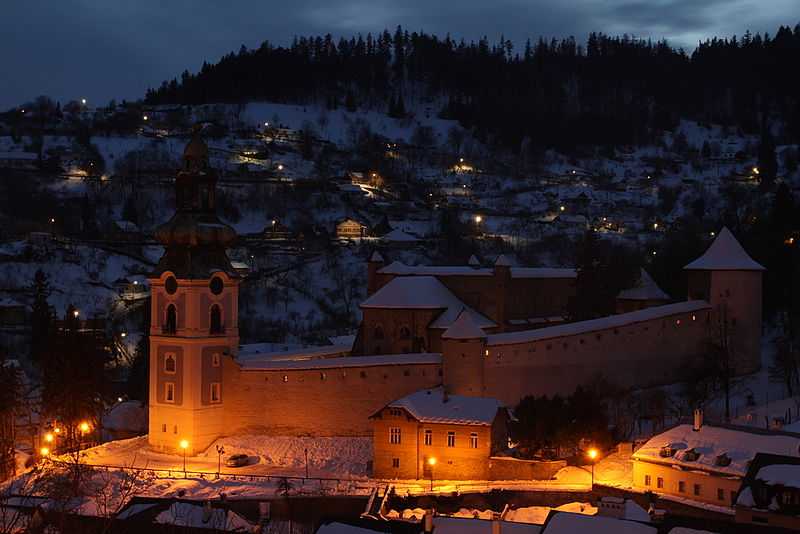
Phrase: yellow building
[
  {"left": 370, "top": 387, "right": 508, "bottom": 480},
  {"left": 632, "top": 415, "right": 800, "bottom": 508},
  {"left": 336, "top": 218, "right": 367, "bottom": 239}
]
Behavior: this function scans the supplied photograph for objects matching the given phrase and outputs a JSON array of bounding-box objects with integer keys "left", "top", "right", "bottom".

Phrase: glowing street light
[
  {"left": 653, "top": 222, "right": 659, "bottom": 230},
  {"left": 559, "top": 205, "right": 566, "bottom": 212},
  {"left": 587, "top": 448, "right": 599, "bottom": 488},
  {"left": 73, "top": 310, "right": 80, "bottom": 319},
  {"left": 44, "top": 433, "right": 54, "bottom": 443},
  {"left": 428, "top": 457, "right": 437, "bottom": 491},
  {"left": 79, "top": 421, "right": 90, "bottom": 434},
  {"left": 81, "top": 98, "right": 87, "bottom": 105},
  {"left": 180, "top": 439, "right": 189, "bottom": 475},
  {"left": 143, "top": 115, "right": 149, "bottom": 121},
  {"left": 752, "top": 166, "right": 760, "bottom": 175},
  {"left": 459, "top": 157, "right": 464, "bottom": 163},
  {"left": 40, "top": 447, "right": 50, "bottom": 457},
  {"left": 474, "top": 215, "right": 483, "bottom": 224},
  {"left": 277, "top": 164, "right": 283, "bottom": 171}
]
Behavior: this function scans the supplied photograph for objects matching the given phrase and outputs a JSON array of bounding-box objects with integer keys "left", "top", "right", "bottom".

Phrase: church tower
[{"left": 148, "top": 131, "right": 239, "bottom": 455}]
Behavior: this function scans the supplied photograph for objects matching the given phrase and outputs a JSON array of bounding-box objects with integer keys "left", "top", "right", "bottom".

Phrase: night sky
[{"left": 2, "top": 0, "right": 796, "bottom": 109}]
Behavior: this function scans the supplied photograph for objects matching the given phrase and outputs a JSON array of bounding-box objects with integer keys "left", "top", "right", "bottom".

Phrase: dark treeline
[{"left": 145, "top": 25, "right": 800, "bottom": 150}]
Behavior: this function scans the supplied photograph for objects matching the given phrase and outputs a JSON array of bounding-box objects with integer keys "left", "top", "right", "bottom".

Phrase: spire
[
  {"left": 442, "top": 309, "right": 487, "bottom": 340},
  {"left": 617, "top": 268, "right": 670, "bottom": 301},
  {"left": 684, "top": 227, "right": 765, "bottom": 271}
]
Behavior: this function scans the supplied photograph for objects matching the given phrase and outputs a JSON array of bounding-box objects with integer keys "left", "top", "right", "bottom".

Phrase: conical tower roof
[
  {"left": 617, "top": 268, "right": 670, "bottom": 301},
  {"left": 442, "top": 309, "right": 487, "bottom": 340},
  {"left": 684, "top": 227, "right": 765, "bottom": 271}
]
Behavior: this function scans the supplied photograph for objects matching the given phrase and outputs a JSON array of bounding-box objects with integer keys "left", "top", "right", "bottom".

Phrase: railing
[{"left": 55, "top": 461, "right": 375, "bottom": 494}]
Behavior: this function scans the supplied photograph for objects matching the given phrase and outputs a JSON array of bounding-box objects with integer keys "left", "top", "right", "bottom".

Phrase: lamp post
[
  {"left": 428, "top": 457, "right": 436, "bottom": 491},
  {"left": 216, "top": 445, "right": 225, "bottom": 477},
  {"left": 587, "top": 448, "right": 599, "bottom": 490},
  {"left": 180, "top": 439, "right": 189, "bottom": 476}
]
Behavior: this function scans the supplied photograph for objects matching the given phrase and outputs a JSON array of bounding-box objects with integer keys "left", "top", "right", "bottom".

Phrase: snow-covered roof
[
  {"left": 115, "top": 220, "right": 139, "bottom": 232},
  {"left": 495, "top": 254, "right": 513, "bottom": 267},
  {"left": 487, "top": 301, "right": 710, "bottom": 347},
  {"left": 154, "top": 502, "right": 253, "bottom": 531},
  {"left": 756, "top": 464, "right": 800, "bottom": 489},
  {"left": 378, "top": 261, "right": 575, "bottom": 279},
  {"left": 385, "top": 387, "right": 504, "bottom": 426},
  {"left": 617, "top": 269, "right": 670, "bottom": 301},
  {"left": 102, "top": 401, "right": 146, "bottom": 432},
  {"left": 684, "top": 227, "right": 765, "bottom": 271},
  {"left": 316, "top": 523, "right": 384, "bottom": 534},
  {"left": 381, "top": 228, "right": 418, "bottom": 242},
  {"left": 361, "top": 275, "right": 496, "bottom": 330},
  {"left": 543, "top": 513, "right": 655, "bottom": 534},
  {"left": 442, "top": 310, "right": 487, "bottom": 340},
  {"left": 238, "top": 343, "right": 351, "bottom": 362},
  {"left": 433, "top": 517, "right": 541, "bottom": 534},
  {"left": 633, "top": 424, "right": 800, "bottom": 477},
  {"left": 240, "top": 353, "right": 441, "bottom": 371}
]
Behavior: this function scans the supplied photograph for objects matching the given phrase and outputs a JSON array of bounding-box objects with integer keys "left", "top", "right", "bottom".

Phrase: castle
[{"left": 148, "top": 137, "right": 764, "bottom": 455}]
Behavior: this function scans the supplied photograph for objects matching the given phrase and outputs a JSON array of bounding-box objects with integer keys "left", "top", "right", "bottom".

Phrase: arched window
[
  {"left": 164, "top": 304, "right": 177, "bottom": 334},
  {"left": 399, "top": 325, "right": 411, "bottom": 339},
  {"left": 374, "top": 325, "right": 384, "bottom": 340},
  {"left": 164, "top": 354, "right": 176, "bottom": 374},
  {"left": 210, "top": 304, "right": 223, "bottom": 334}
]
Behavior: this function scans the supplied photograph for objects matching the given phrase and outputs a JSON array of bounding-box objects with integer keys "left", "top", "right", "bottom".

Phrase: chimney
[
  {"left": 423, "top": 510, "right": 434, "bottom": 533},
  {"left": 693, "top": 408, "right": 703, "bottom": 431}
]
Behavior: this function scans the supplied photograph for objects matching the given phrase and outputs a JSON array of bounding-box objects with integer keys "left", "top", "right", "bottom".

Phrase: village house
[
  {"left": 336, "top": 218, "right": 368, "bottom": 240},
  {"left": 632, "top": 412, "right": 800, "bottom": 508},
  {"left": 735, "top": 452, "right": 800, "bottom": 529},
  {"left": 370, "top": 386, "right": 507, "bottom": 480}
]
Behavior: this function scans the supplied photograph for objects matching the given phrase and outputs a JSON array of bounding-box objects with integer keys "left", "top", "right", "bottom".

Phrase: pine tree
[
  {"left": 30, "top": 269, "right": 51, "bottom": 365},
  {"left": 758, "top": 127, "right": 778, "bottom": 189}
]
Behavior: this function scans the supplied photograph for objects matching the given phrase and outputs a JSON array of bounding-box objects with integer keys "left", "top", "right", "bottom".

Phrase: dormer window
[
  {"left": 714, "top": 453, "right": 731, "bottom": 467},
  {"left": 659, "top": 446, "right": 676, "bottom": 458},
  {"left": 683, "top": 448, "right": 700, "bottom": 462}
]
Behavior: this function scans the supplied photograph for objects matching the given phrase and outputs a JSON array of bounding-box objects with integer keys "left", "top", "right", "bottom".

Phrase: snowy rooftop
[
  {"left": 238, "top": 343, "right": 352, "bottom": 362},
  {"left": 153, "top": 502, "right": 254, "bottom": 531},
  {"left": 633, "top": 424, "right": 800, "bottom": 477},
  {"left": 381, "top": 228, "right": 418, "bottom": 242},
  {"left": 487, "top": 301, "right": 710, "bottom": 347},
  {"left": 316, "top": 523, "right": 384, "bottom": 534},
  {"left": 442, "top": 310, "right": 487, "bottom": 340},
  {"left": 542, "top": 513, "right": 655, "bottom": 534},
  {"left": 434, "top": 517, "right": 542, "bottom": 533},
  {"left": 378, "top": 261, "right": 575, "bottom": 279},
  {"left": 684, "top": 227, "right": 765, "bottom": 271},
  {"left": 755, "top": 463, "right": 800, "bottom": 488},
  {"left": 240, "top": 352, "right": 441, "bottom": 371},
  {"left": 385, "top": 387, "right": 504, "bottom": 426},
  {"left": 361, "top": 275, "right": 496, "bottom": 330},
  {"left": 617, "top": 269, "right": 670, "bottom": 301}
]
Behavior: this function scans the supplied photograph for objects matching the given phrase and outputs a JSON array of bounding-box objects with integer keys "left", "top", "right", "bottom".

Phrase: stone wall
[
  {"left": 223, "top": 360, "right": 442, "bottom": 437},
  {"left": 481, "top": 302, "right": 711, "bottom": 405},
  {"left": 488, "top": 457, "right": 566, "bottom": 481}
]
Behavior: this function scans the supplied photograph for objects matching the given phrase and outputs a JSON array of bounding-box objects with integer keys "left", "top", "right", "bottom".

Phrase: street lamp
[
  {"left": 428, "top": 457, "right": 437, "bottom": 491},
  {"left": 44, "top": 433, "right": 54, "bottom": 444},
  {"left": 474, "top": 215, "right": 482, "bottom": 224},
  {"left": 216, "top": 445, "right": 225, "bottom": 477},
  {"left": 81, "top": 98, "right": 87, "bottom": 106},
  {"left": 180, "top": 439, "right": 189, "bottom": 475},
  {"left": 587, "top": 448, "right": 599, "bottom": 489},
  {"left": 79, "top": 421, "right": 90, "bottom": 433},
  {"left": 143, "top": 115, "right": 149, "bottom": 121},
  {"left": 39, "top": 447, "right": 50, "bottom": 458},
  {"left": 73, "top": 310, "right": 80, "bottom": 319}
]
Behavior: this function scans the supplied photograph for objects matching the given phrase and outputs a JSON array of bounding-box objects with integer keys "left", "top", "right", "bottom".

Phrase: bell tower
[{"left": 148, "top": 130, "right": 240, "bottom": 455}]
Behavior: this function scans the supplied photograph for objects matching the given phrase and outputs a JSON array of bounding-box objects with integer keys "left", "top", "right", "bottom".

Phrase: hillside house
[
  {"left": 735, "top": 453, "right": 800, "bottom": 530},
  {"left": 336, "top": 218, "right": 368, "bottom": 240}
]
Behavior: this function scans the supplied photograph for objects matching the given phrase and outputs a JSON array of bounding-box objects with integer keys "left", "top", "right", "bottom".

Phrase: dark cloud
[{"left": 1, "top": 0, "right": 795, "bottom": 109}]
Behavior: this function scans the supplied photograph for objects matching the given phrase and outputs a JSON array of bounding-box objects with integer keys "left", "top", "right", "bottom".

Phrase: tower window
[
  {"left": 165, "top": 382, "right": 175, "bottom": 403},
  {"left": 164, "top": 304, "right": 177, "bottom": 334},
  {"left": 164, "top": 353, "right": 176, "bottom": 374},
  {"left": 209, "top": 276, "right": 223, "bottom": 295},
  {"left": 210, "top": 382, "right": 221, "bottom": 403},
  {"left": 165, "top": 276, "right": 178, "bottom": 295},
  {"left": 210, "top": 304, "right": 223, "bottom": 334}
]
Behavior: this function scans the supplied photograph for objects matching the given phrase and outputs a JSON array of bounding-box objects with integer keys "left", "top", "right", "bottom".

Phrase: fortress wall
[
  {"left": 482, "top": 304, "right": 711, "bottom": 406},
  {"left": 223, "top": 360, "right": 442, "bottom": 437}
]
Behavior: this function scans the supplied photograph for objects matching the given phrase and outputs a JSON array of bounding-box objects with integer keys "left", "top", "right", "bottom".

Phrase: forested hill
[{"left": 145, "top": 25, "right": 800, "bottom": 150}]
